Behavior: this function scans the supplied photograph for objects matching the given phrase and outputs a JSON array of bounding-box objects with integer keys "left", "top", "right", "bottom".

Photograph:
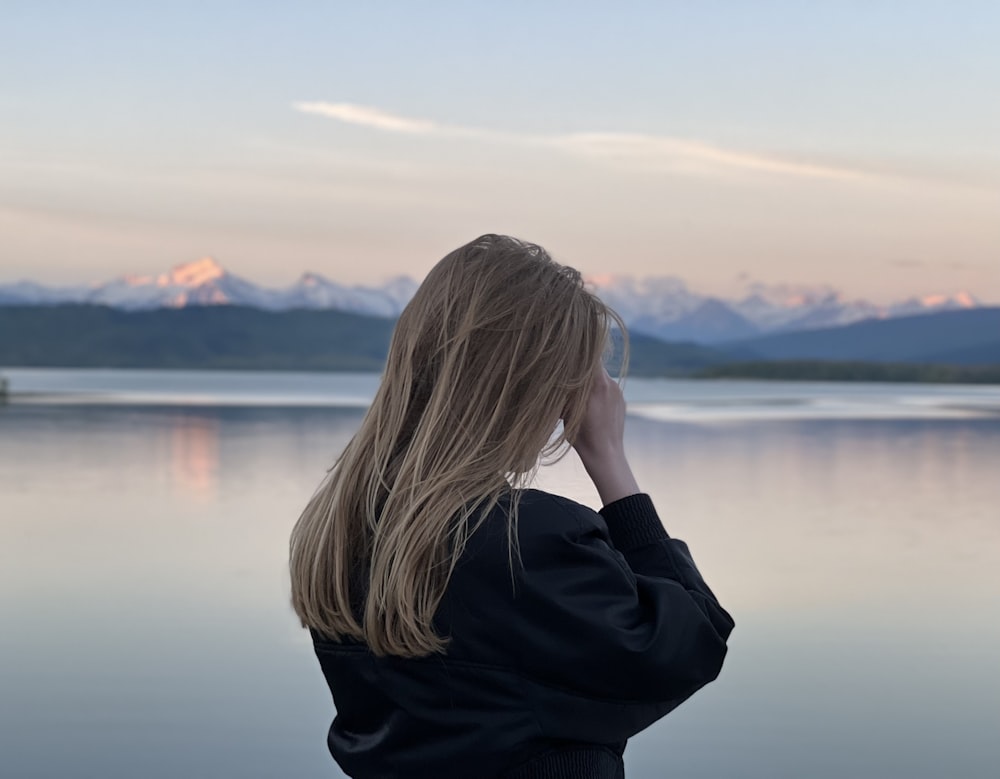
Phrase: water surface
[{"left": 1, "top": 369, "right": 998, "bottom": 778}]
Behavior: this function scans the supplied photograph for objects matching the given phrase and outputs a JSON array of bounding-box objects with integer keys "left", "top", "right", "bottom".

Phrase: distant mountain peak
[
  {"left": 164, "top": 257, "right": 227, "bottom": 287},
  {"left": 920, "top": 291, "right": 978, "bottom": 308},
  {"left": 586, "top": 273, "right": 691, "bottom": 294},
  {"left": 586, "top": 272, "right": 628, "bottom": 288},
  {"left": 297, "top": 272, "right": 329, "bottom": 287},
  {"left": 740, "top": 281, "right": 842, "bottom": 308}
]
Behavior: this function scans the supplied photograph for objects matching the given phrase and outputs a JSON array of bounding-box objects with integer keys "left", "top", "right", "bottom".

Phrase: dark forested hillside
[
  {"left": 0, "top": 304, "right": 396, "bottom": 370},
  {"left": 8, "top": 304, "right": 993, "bottom": 381},
  {"left": 728, "top": 307, "right": 1000, "bottom": 364},
  {"left": 0, "top": 304, "right": 738, "bottom": 374}
]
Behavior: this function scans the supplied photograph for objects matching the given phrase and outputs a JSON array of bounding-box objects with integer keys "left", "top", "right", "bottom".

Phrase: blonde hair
[{"left": 289, "top": 234, "right": 627, "bottom": 657}]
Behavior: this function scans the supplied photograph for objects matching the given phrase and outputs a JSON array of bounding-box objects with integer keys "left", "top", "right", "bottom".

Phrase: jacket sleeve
[{"left": 500, "top": 492, "right": 734, "bottom": 710}]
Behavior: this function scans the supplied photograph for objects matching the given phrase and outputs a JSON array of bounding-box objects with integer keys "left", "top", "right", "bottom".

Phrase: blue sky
[{"left": 2, "top": 1, "right": 998, "bottom": 302}]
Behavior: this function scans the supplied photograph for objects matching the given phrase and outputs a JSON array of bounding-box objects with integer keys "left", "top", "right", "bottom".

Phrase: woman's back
[
  {"left": 312, "top": 490, "right": 732, "bottom": 779},
  {"left": 290, "top": 235, "right": 734, "bottom": 778}
]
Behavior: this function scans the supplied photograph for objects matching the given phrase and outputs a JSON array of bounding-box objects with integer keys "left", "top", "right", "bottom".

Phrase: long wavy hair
[{"left": 289, "top": 234, "right": 627, "bottom": 657}]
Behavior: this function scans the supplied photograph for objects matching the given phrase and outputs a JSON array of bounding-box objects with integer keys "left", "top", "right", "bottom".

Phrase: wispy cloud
[
  {"left": 293, "top": 100, "right": 873, "bottom": 183},
  {"left": 557, "top": 133, "right": 872, "bottom": 181},
  {"left": 292, "top": 102, "right": 440, "bottom": 134}
]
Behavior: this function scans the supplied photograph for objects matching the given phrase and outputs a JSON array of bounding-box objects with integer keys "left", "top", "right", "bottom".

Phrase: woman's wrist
[{"left": 577, "top": 447, "right": 640, "bottom": 506}]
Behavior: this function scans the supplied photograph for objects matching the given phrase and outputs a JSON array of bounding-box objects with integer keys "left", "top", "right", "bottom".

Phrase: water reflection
[
  {"left": 170, "top": 414, "right": 220, "bottom": 499},
  {"left": 1, "top": 403, "right": 999, "bottom": 779}
]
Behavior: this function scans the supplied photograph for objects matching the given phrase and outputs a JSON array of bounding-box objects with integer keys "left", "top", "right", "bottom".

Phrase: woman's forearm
[{"left": 577, "top": 446, "right": 641, "bottom": 506}]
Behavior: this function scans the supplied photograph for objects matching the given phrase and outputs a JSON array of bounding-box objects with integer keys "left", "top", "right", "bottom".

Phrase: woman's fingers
[
  {"left": 573, "top": 363, "right": 639, "bottom": 504},
  {"left": 573, "top": 362, "right": 626, "bottom": 458}
]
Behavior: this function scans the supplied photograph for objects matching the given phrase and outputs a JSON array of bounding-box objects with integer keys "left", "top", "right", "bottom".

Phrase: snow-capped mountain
[
  {"left": 0, "top": 280, "right": 91, "bottom": 306},
  {"left": 283, "top": 272, "right": 418, "bottom": 317},
  {"left": 727, "top": 282, "right": 881, "bottom": 331},
  {"left": 584, "top": 274, "right": 702, "bottom": 324},
  {"left": 86, "top": 258, "right": 285, "bottom": 310},
  {"left": 0, "top": 258, "right": 416, "bottom": 318},
  {"left": 886, "top": 292, "right": 979, "bottom": 319},
  {"left": 0, "top": 258, "right": 982, "bottom": 344},
  {"left": 586, "top": 275, "right": 980, "bottom": 343}
]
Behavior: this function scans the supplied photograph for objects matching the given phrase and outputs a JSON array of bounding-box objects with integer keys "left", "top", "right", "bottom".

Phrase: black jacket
[{"left": 311, "top": 491, "right": 734, "bottom": 779}]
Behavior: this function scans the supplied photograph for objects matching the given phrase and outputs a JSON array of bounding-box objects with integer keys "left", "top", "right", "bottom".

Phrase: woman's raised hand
[
  {"left": 571, "top": 363, "right": 640, "bottom": 506},
  {"left": 572, "top": 363, "right": 627, "bottom": 460}
]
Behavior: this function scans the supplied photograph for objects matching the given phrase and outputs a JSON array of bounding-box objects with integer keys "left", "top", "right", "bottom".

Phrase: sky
[{"left": 1, "top": 0, "right": 998, "bottom": 303}]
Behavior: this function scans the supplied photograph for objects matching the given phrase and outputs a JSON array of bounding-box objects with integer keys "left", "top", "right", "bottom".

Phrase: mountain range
[
  {"left": 728, "top": 307, "right": 1000, "bottom": 365},
  {"left": 0, "top": 257, "right": 983, "bottom": 345}
]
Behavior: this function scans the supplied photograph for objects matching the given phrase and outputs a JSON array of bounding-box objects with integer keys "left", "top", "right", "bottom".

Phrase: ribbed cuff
[
  {"left": 503, "top": 745, "right": 624, "bottom": 779},
  {"left": 598, "top": 492, "right": 669, "bottom": 552}
]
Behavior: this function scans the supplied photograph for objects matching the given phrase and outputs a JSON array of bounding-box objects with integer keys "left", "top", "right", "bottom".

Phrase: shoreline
[{"left": 2, "top": 368, "right": 998, "bottom": 422}]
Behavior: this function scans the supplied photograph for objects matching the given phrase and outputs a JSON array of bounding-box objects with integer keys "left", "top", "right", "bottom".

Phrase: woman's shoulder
[
  {"left": 488, "top": 488, "right": 607, "bottom": 542},
  {"left": 453, "top": 488, "right": 611, "bottom": 591},
  {"left": 516, "top": 488, "right": 597, "bottom": 519}
]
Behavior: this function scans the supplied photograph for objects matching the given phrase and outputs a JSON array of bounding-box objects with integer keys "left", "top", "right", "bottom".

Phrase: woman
[{"left": 289, "top": 235, "right": 734, "bottom": 779}]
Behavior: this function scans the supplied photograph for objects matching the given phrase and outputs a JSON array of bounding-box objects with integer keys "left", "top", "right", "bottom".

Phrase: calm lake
[{"left": 1, "top": 368, "right": 999, "bottom": 779}]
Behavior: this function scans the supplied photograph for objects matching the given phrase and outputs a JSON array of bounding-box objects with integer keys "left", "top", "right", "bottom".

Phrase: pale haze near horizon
[{"left": 1, "top": 1, "right": 998, "bottom": 305}]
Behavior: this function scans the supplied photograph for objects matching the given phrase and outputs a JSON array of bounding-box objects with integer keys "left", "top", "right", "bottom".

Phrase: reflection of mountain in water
[{"left": 169, "top": 414, "right": 219, "bottom": 501}]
